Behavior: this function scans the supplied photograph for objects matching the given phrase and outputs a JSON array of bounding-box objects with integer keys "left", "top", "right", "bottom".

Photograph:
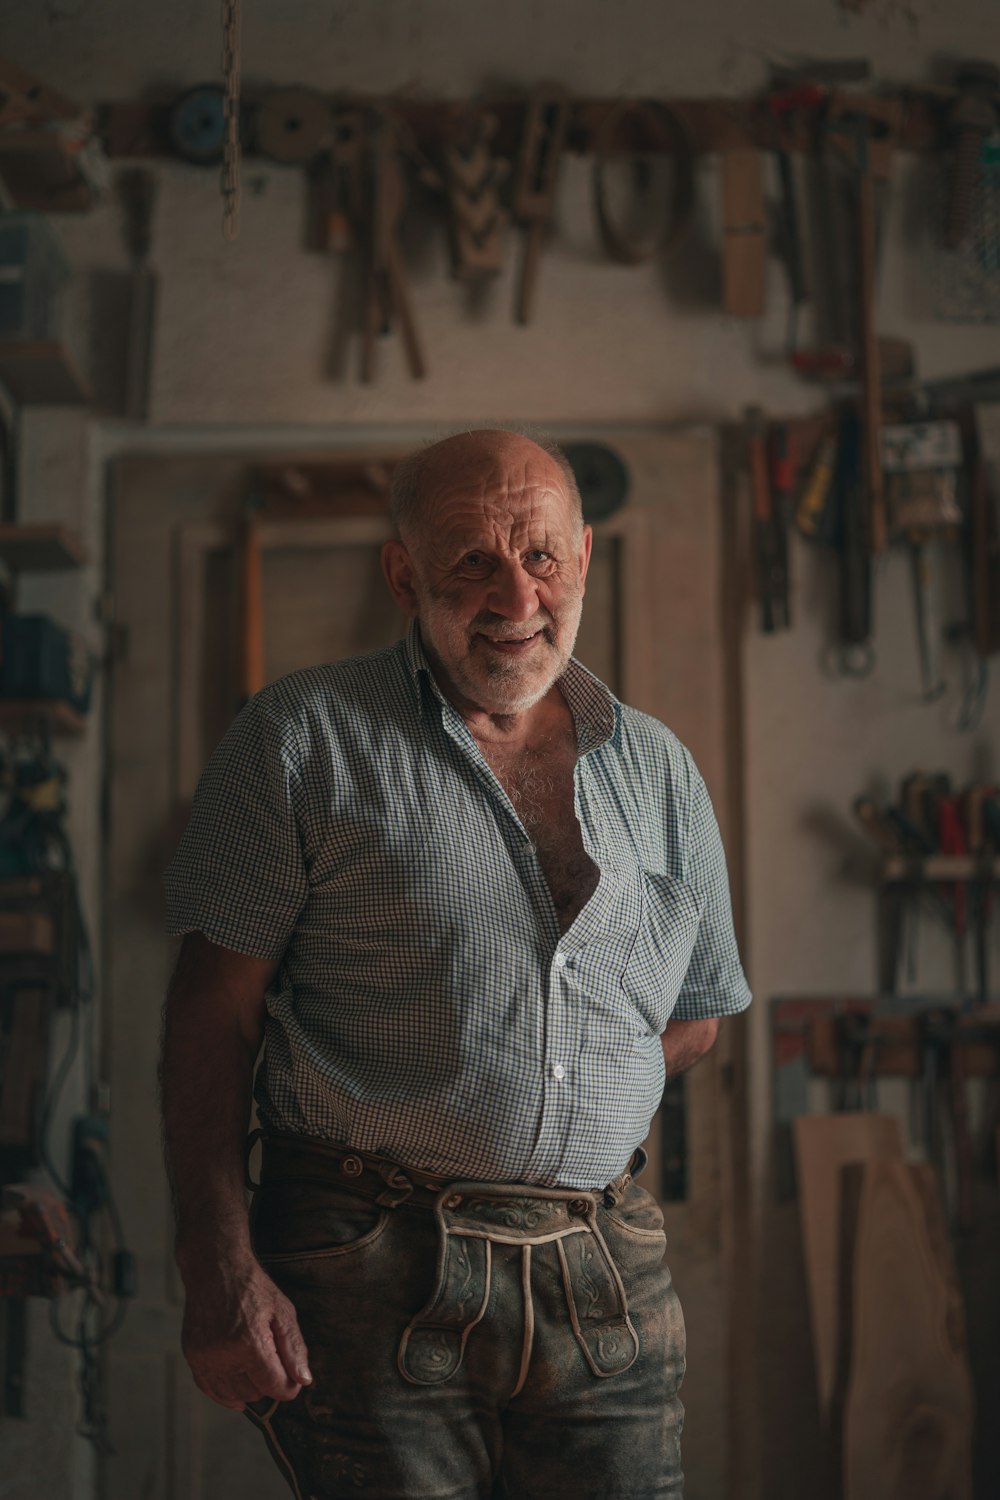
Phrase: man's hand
[{"left": 180, "top": 1251, "right": 312, "bottom": 1411}]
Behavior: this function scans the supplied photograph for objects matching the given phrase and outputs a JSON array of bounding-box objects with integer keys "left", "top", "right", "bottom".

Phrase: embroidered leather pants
[{"left": 246, "top": 1137, "right": 686, "bottom": 1500}]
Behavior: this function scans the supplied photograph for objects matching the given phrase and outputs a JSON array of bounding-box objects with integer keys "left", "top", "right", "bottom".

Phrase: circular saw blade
[
  {"left": 168, "top": 85, "right": 227, "bottom": 165},
  {"left": 563, "top": 442, "right": 630, "bottom": 522}
]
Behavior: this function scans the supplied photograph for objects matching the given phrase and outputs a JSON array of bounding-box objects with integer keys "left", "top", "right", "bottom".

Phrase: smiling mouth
[{"left": 478, "top": 630, "right": 544, "bottom": 652}]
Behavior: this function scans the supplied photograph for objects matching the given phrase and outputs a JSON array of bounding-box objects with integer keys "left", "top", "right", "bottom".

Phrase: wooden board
[
  {"left": 842, "top": 1160, "right": 973, "bottom": 1500},
  {"left": 721, "top": 149, "right": 766, "bottom": 318},
  {"left": 793, "top": 1112, "right": 903, "bottom": 1420}
]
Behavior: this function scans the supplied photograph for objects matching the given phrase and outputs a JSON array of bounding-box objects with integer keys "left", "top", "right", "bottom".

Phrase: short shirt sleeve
[
  {"left": 672, "top": 757, "right": 752, "bottom": 1021},
  {"left": 163, "top": 692, "right": 308, "bottom": 960}
]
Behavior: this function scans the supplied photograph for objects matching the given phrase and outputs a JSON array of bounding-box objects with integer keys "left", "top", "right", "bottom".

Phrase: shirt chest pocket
[{"left": 621, "top": 871, "right": 703, "bottom": 1036}]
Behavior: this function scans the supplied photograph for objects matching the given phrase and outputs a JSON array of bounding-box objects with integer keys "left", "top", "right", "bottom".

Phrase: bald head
[{"left": 389, "top": 429, "right": 582, "bottom": 544}]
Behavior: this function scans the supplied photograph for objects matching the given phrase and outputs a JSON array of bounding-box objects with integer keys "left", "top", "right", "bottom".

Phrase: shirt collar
[{"left": 403, "top": 620, "right": 619, "bottom": 753}]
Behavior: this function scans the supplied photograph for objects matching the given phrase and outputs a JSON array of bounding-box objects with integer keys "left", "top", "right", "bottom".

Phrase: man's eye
[{"left": 462, "top": 552, "right": 485, "bottom": 567}]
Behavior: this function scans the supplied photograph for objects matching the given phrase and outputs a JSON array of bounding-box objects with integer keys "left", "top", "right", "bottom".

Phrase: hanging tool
[
  {"left": 836, "top": 409, "right": 874, "bottom": 675},
  {"left": 936, "top": 785, "right": 969, "bottom": 1004},
  {"left": 825, "top": 95, "right": 901, "bottom": 556},
  {"left": 901, "top": 772, "right": 936, "bottom": 851},
  {"left": 745, "top": 407, "right": 788, "bottom": 633},
  {"left": 796, "top": 429, "right": 839, "bottom": 544},
  {"left": 439, "top": 108, "right": 508, "bottom": 282},
  {"left": 118, "top": 168, "right": 158, "bottom": 422},
  {"left": 790, "top": 337, "right": 914, "bottom": 387},
  {"left": 882, "top": 417, "right": 963, "bottom": 701},
  {"left": 254, "top": 87, "right": 332, "bottom": 166},
  {"left": 592, "top": 100, "right": 694, "bottom": 265},
  {"left": 945, "top": 61, "right": 1000, "bottom": 249},
  {"left": 0, "top": 1184, "right": 95, "bottom": 1298},
  {"left": 854, "top": 796, "right": 907, "bottom": 990},
  {"left": 166, "top": 85, "right": 227, "bottom": 165},
  {"left": 963, "top": 783, "right": 994, "bottom": 1008},
  {"left": 316, "top": 108, "right": 365, "bottom": 254},
  {"left": 949, "top": 1033, "right": 975, "bottom": 1231},
  {"left": 909, "top": 540, "right": 943, "bottom": 702},
  {"left": 970, "top": 404, "right": 1000, "bottom": 659},
  {"left": 511, "top": 85, "right": 572, "bottom": 325},
  {"left": 361, "top": 111, "right": 427, "bottom": 382},
  {"left": 766, "top": 84, "right": 818, "bottom": 349},
  {"left": 768, "top": 424, "right": 795, "bottom": 628}
]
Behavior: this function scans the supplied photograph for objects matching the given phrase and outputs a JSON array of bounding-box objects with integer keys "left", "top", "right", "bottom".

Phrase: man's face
[{"left": 383, "top": 436, "right": 592, "bottom": 718}]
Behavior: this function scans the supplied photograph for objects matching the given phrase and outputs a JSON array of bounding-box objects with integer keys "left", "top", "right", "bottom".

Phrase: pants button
[
  {"left": 570, "top": 1198, "right": 589, "bottom": 1216},
  {"left": 340, "top": 1155, "right": 363, "bottom": 1177},
  {"left": 443, "top": 1192, "right": 463, "bottom": 1209}
]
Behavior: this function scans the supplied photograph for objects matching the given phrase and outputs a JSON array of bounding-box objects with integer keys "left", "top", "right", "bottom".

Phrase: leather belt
[{"left": 250, "top": 1131, "right": 644, "bottom": 1212}]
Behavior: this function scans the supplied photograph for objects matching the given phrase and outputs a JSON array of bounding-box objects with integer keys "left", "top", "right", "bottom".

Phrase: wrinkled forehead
[{"left": 410, "top": 436, "right": 578, "bottom": 540}]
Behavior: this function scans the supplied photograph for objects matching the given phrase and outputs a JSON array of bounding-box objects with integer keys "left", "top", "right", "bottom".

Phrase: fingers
[
  {"left": 193, "top": 1368, "right": 266, "bottom": 1411},
  {"left": 191, "top": 1335, "right": 302, "bottom": 1409},
  {"left": 272, "top": 1306, "right": 313, "bottom": 1391},
  {"left": 181, "top": 1263, "right": 311, "bottom": 1411}
]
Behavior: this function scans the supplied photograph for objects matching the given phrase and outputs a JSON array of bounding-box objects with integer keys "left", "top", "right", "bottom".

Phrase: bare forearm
[
  {"left": 661, "top": 1016, "right": 719, "bottom": 1076},
  {"left": 159, "top": 934, "right": 309, "bottom": 1409},
  {"left": 159, "top": 938, "right": 268, "bottom": 1273}
]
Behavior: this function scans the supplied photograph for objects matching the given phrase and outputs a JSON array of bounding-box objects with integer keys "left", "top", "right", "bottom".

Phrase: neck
[
  {"left": 463, "top": 689, "right": 568, "bottom": 751},
  {"left": 426, "top": 661, "right": 568, "bottom": 750}
]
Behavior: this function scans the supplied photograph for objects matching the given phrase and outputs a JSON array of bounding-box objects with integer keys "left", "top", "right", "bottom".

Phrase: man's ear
[
  {"left": 381, "top": 539, "right": 419, "bottom": 618},
  {"left": 578, "top": 525, "right": 593, "bottom": 595}
]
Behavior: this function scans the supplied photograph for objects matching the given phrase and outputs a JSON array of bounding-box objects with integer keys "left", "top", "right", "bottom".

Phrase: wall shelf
[
  {"left": 0, "top": 526, "right": 87, "bottom": 572},
  {"left": 0, "top": 342, "right": 92, "bottom": 406},
  {"left": 882, "top": 855, "right": 1000, "bottom": 882}
]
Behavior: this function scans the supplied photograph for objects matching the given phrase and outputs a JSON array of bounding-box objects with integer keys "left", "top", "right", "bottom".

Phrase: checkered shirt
[{"left": 164, "top": 624, "right": 751, "bottom": 1190}]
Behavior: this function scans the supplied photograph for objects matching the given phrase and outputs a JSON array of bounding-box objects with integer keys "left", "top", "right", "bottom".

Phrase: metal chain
[{"left": 221, "top": 0, "right": 242, "bottom": 240}]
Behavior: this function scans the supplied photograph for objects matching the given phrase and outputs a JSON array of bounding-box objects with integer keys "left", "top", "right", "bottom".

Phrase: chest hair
[{"left": 479, "top": 733, "right": 599, "bottom": 930}]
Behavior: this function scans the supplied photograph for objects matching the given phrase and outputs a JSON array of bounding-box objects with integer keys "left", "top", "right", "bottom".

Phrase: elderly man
[{"left": 161, "top": 429, "right": 751, "bottom": 1500}]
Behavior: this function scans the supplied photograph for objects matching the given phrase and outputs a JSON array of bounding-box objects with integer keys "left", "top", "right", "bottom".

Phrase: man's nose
[{"left": 487, "top": 562, "right": 540, "bottom": 621}]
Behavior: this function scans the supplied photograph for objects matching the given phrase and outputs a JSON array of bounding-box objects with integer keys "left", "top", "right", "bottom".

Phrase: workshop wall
[{"left": 2, "top": 2, "right": 1000, "bottom": 1498}]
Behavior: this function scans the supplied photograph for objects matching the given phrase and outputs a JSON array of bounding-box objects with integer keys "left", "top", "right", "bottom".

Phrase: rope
[{"left": 221, "top": 0, "right": 242, "bottom": 240}]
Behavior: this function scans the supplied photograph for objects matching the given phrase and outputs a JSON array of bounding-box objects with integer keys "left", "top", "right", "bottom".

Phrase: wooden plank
[
  {"left": 841, "top": 1159, "right": 974, "bottom": 1500},
  {"left": 884, "top": 855, "right": 1000, "bottom": 882},
  {"left": 721, "top": 150, "right": 766, "bottom": 317},
  {"left": 793, "top": 1113, "right": 903, "bottom": 1421}
]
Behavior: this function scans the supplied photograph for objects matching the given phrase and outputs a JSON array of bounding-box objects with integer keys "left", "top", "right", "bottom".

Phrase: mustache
[{"left": 469, "top": 612, "right": 554, "bottom": 639}]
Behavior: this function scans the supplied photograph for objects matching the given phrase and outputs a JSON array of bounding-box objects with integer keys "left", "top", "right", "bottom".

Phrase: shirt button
[
  {"left": 552, "top": 1063, "right": 566, "bottom": 1080},
  {"left": 554, "top": 952, "right": 567, "bottom": 969}
]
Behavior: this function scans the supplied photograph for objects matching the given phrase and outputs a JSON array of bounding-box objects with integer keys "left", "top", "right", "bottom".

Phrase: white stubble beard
[{"left": 421, "top": 586, "right": 585, "bottom": 717}]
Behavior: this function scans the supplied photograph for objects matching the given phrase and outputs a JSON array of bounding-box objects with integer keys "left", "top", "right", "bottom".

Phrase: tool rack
[{"left": 772, "top": 991, "right": 1000, "bottom": 1200}]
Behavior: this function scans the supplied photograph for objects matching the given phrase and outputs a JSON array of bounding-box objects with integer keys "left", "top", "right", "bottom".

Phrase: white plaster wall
[{"left": 2, "top": 2, "right": 1000, "bottom": 1497}]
